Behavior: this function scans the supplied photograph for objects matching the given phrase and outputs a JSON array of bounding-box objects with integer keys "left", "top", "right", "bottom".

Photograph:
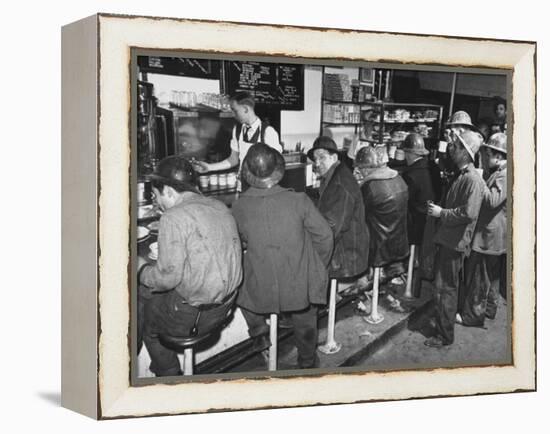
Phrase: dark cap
[{"left": 307, "top": 136, "right": 340, "bottom": 161}]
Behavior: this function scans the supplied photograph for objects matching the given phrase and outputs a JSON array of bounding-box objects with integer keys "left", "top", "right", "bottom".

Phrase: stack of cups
[
  {"left": 227, "top": 172, "right": 237, "bottom": 189},
  {"left": 209, "top": 173, "right": 219, "bottom": 189},
  {"left": 199, "top": 175, "right": 209, "bottom": 190}
]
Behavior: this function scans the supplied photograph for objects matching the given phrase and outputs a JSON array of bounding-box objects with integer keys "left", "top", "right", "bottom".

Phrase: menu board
[
  {"left": 137, "top": 56, "right": 221, "bottom": 80},
  {"left": 138, "top": 56, "right": 304, "bottom": 110},
  {"left": 225, "top": 61, "right": 304, "bottom": 110}
]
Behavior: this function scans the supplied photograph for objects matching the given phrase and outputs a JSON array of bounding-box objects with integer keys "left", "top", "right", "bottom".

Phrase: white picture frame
[{"left": 61, "top": 13, "right": 536, "bottom": 419}]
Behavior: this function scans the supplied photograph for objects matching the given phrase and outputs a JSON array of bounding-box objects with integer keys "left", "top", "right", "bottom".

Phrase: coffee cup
[
  {"left": 209, "top": 174, "right": 219, "bottom": 188},
  {"left": 199, "top": 175, "right": 209, "bottom": 189},
  {"left": 395, "top": 149, "right": 405, "bottom": 161}
]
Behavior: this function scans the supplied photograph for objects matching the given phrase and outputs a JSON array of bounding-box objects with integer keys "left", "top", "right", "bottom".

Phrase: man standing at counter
[
  {"left": 137, "top": 156, "right": 243, "bottom": 376},
  {"left": 192, "top": 91, "right": 282, "bottom": 176},
  {"left": 425, "top": 130, "right": 485, "bottom": 348},
  {"left": 307, "top": 137, "right": 369, "bottom": 285},
  {"left": 459, "top": 133, "right": 507, "bottom": 327}
]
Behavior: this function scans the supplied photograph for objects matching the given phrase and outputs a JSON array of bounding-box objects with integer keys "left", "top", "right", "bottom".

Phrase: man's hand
[
  {"left": 191, "top": 159, "right": 209, "bottom": 173},
  {"left": 427, "top": 202, "right": 443, "bottom": 218}
]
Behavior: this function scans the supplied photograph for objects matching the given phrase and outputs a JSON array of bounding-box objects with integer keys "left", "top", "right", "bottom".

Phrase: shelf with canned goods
[
  {"left": 360, "top": 102, "right": 443, "bottom": 145},
  {"left": 198, "top": 171, "right": 239, "bottom": 192}
]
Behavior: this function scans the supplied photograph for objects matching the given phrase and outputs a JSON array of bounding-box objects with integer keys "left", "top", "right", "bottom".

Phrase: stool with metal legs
[
  {"left": 403, "top": 244, "right": 417, "bottom": 299},
  {"left": 318, "top": 278, "right": 342, "bottom": 354},
  {"left": 364, "top": 267, "right": 384, "bottom": 324},
  {"left": 268, "top": 314, "right": 278, "bottom": 371},
  {"left": 158, "top": 294, "right": 236, "bottom": 376}
]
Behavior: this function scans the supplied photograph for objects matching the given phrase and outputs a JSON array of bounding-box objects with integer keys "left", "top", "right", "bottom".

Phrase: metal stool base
[
  {"left": 364, "top": 313, "right": 384, "bottom": 324},
  {"left": 318, "top": 341, "right": 342, "bottom": 354}
]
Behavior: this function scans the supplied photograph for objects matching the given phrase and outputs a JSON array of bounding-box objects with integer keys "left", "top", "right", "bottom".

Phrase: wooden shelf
[{"left": 322, "top": 121, "right": 361, "bottom": 126}]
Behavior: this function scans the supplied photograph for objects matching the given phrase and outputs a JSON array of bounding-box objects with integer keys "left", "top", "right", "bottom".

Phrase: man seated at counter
[
  {"left": 192, "top": 91, "right": 282, "bottom": 181},
  {"left": 137, "top": 156, "right": 243, "bottom": 376},
  {"left": 307, "top": 136, "right": 370, "bottom": 290},
  {"left": 232, "top": 144, "right": 333, "bottom": 368},
  {"left": 354, "top": 146, "right": 409, "bottom": 285}
]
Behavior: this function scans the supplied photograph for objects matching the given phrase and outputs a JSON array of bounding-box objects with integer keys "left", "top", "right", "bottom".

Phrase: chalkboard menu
[
  {"left": 137, "top": 56, "right": 221, "bottom": 80},
  {"left": 225, "top": 61, "right": 304, "bottom": 110},
  {"left": 138, "top": 56, "right": 304, "bottom": 110}
]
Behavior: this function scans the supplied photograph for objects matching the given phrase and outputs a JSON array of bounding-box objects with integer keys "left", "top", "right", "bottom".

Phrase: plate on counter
[
  {"left": 138, "top": 204, "right": 161, "bottom": 220},
  {"left": 147, "top": 221, "right": 159, "bottom": 234},
  {"left": 137, "top": 226, "right": 150, "bottom": 242},
  {"left": 148, "top": 241, "right": 158, "bottom": 261}
]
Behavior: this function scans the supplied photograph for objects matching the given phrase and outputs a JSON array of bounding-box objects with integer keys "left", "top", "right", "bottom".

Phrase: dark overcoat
[
  {"left": 232, "top": 185, "right": 334, "bottom": 314},
  {"left": 401, "top": 157, "right": 436, "bottom": 245},
  {"left": 316, "top": 162, "right": 370, "bottom": 278},
  {"left": 360, "top": 168, "right": 409, "bottom": 267}
]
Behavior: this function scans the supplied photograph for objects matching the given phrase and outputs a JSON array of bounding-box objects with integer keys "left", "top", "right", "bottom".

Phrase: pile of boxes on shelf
[
  {"left": 323, "top": 104, "right": 361, "bottom": 124},
  {"left": 324, "top": 73, "right": 353, "bottom": 101}
]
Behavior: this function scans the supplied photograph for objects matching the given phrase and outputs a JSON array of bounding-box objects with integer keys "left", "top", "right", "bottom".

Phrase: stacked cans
[{"left": 199, "top": 172, "right": 238, "bottom": 192}]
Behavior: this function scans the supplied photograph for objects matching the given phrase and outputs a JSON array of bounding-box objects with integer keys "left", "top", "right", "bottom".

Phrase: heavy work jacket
[
  {"left": 140, "top": 195, "right": 243, "bottom": 305},
  {"left": 232, "top": 185, "right": 334, "bottom": 313},
  {"left": 360, "top": 167, "right": 409, "bottom": 267},
  {"left": 401, "top": 157, "right": 436, "bottom": 245},
  {"left": 472, "top": 163, "right": 507, "bottom": 255},
  {"left": 434, "top": 163, "right": 485, "bottom": 254},
  {"left": 317, "top": 161, "right": 370, "bottom": 278}
]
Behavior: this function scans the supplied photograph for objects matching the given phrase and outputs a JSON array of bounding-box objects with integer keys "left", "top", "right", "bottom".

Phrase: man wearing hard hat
[
  {"left": 425, "top": 130, "right": 485, "bottom": 348},
  {"left": 458, "top": 133, "right": 508, "bottom": 327}
]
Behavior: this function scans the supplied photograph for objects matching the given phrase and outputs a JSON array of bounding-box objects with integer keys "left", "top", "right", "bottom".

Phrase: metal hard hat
[
  {"left": 242, "top": 143, "right": 285, "bottom": 189},
  {"left": 455, "top": 130, "right": 483, "bottom": 161},
  {"left": 149, "top": 156, "right": 199, "bottom": 192},
  {"left": 402, "top": 133, "right": 429, "bottom": 156},
  {"left": 355, "top": 145, "right": 388, "bottom": 168},
  {"left": 482, "top": 132, "right": 507, "bottom": 154},
  {"left": 446, "top": 110, "right": 480, "bottom": 134}
]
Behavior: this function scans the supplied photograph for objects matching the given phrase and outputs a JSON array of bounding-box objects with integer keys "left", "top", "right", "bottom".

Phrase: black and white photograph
[{"left": 133, "top": 53, "right": 512, "bottom": 380}]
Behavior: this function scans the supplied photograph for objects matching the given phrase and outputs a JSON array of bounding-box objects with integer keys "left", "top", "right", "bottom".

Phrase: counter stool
[
  {"left": 318, "top": 278, "right": 342, "bottom": 354},
  {"left": 268, "top": 314, "right": 278, "bottom": 371},
  {"left": 364, "top": 267, "right": 384, "bottom": 324},
  {"left": 159, "top": 294, "right": 236, "bottom": 375},
  {"left": 403, "top": 244, "right": 417, "bottom": 299},
  {"left": 159, "top": 332, "right": 217, "bottom": 376}
]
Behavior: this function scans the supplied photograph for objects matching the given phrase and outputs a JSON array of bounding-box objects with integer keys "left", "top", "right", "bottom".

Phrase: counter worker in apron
[
  {"left": 136, "top": 156, "right": 243, "bottom": 376},
  {"left": 232, "top": 144, "right": 334, "bottom": 369},
  {"left": 458, "top": 133, "right": 507, "bottom": 327},
  {"left": 192, "top": 91, "right": 282, "bottom": 190},
  {"left": 425, "top": 130, "right": 485, "bottom": 348}
]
